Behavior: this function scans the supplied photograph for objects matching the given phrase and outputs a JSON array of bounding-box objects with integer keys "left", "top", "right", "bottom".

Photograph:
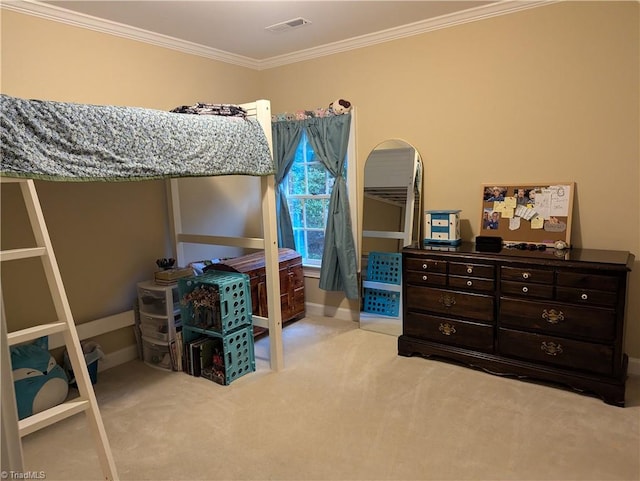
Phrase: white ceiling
[{"left": 8, "top": 1, "right": 551, "bottom": 69}]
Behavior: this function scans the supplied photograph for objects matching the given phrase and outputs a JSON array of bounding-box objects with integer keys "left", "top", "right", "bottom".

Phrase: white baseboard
[
  {"left": 628, "top": 356, "right": 640, "bottom": 376},
  {"left": 304, "top": 302, "right": 359, "bottom": 322}
]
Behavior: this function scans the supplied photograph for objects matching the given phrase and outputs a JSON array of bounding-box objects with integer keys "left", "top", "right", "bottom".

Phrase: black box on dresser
[{"left": 398, "top": 242, "right": 634, "bottom": 406}]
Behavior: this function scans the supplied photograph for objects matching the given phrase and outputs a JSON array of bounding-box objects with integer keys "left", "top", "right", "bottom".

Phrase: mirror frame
[{"left": 359, "top": 139, "right": 423, "bottom": 336}]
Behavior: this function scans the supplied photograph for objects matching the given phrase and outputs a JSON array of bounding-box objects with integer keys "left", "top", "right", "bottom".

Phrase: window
[
  {"left": 282, "top": 122, "right": 357, "bottom": 270},
  {"left": 284, "top": 131, "right": 333, "bottom": 267}
]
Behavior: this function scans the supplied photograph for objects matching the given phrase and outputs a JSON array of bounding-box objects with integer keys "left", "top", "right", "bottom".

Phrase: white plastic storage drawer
[
  {"left": 138, "top": 286, "right": 178, "bottom": 316},
  {"left": 140, "top": 315, "right": 170, "bottom": 341},
  {"left": 142, "top": 339, "right": 172, "bottom": 371}
]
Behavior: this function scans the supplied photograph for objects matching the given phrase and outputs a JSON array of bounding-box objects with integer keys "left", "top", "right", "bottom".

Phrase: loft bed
[
  {"left": 0, "top": 93, "right": 283, "bottom": 477},
  {"left": 0, "top": 92, "right": 283, "bottom": 368}
]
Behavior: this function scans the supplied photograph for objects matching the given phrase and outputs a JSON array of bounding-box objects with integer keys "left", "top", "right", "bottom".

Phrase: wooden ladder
[{"left": 0, "top": 178, "right": 118, "bottom": 480}]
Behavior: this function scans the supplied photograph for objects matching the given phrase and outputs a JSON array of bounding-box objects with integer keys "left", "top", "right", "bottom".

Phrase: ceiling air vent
[{"left": 265, "top": 17, "right": 311, "bottom": 33}]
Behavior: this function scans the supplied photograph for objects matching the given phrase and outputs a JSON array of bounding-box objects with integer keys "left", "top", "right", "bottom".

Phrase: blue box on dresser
[{"left": 424, "top": 210, "right": 461, "bottom": 246}]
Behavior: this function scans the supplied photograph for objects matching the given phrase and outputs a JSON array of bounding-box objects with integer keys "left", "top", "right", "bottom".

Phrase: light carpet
[{"left": 21, "top": 316, "right": 640, "bottom": 480}]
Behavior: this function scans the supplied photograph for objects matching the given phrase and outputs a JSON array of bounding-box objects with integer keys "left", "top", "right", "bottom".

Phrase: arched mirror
[{"left": 360, "top": 139, "right": 423, "bottom": 336}]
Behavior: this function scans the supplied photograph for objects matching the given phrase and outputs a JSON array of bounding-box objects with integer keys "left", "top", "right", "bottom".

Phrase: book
[
  {"left": 175, "top": 331, "right": 183, "bottom": 372},
  {"left": 169, "top": 339, "right": 178, "bottom": 371},
  {"left": 184, "top": 336, "right": 206, "bottom": 375},
  {"left": 154, "top": 267, "right": 193, "bottom": 283},
  {"left": 200, "top": 338, "right": 226, "bottom": 385},
  {"left": 189, "top": 337, "right": 210, "bottom": 377}
]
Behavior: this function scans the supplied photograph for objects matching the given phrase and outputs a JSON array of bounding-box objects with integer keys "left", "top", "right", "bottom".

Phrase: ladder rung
[
  {"left": 7, "top": 322, "right": 68, "bottom": 347},
  {"left": 0, "top": 247, "right": 47, "bottom": 262},
  {"left": 18, "top": 399, "right": 90, "bottom": 437}
]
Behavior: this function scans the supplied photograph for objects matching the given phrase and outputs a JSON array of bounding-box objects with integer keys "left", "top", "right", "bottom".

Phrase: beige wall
[
  {"left": 2, "top": 2, "right": 639, "bottom": 356},
  {"left": 262, "top": 1, "right": 640, "bottom": 356},
  {"left": 0, "top": 11, "right": 262, "bottom": 353}
]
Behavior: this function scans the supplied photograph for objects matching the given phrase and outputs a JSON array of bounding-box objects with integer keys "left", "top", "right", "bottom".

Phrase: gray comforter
[{"left": 0, "top": 94, "right": 274, "bottom": 181}]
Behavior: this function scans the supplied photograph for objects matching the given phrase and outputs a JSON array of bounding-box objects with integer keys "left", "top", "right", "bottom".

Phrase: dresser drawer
[
  {"left": 405, "top": 312, "right": 494, "bottom": 352},
  {"left": 555, "top": 286, "right": 618, "bottom": 307},
  {"left": 498, "top": 328, "right": 613, "bottom": 375},
  {"left": 557, "top": 271, "right": 619, "bottom": 292},
  {"left": 501, "top": 266, "right": 554, "bottom": 284},
  {"left": 449, "top": 262, "right": 494, "bottom": 279},
  {"left": 406, "top": 286, "right": 494, "bottom": 322},
  {"left": 499, "top": 297, "right": 616, "bottom": 341},
  {"left": 405, "top": 257, "right": 446, "bottom": 274},
  {"left": 449, "top": 276, "right": 495, "bottom": 293},
  {"left": 404, "top": 271, "right": 447, "bottom": 287},
  {"left": 501, "top": 280, "right": 554, "bottom": 299}
]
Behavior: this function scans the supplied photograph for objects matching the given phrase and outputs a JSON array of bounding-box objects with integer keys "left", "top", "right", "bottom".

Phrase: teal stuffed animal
[{"left": 11, "top": 337, "right": 69, "bottom": 420}]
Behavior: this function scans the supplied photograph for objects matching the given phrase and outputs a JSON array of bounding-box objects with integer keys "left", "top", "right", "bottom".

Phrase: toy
[
  {"left": 11, "top": 337, "right": 69, "bottom": 420},
  {"left": 329, "top": 99, "right": 352, "bottom": 115}
]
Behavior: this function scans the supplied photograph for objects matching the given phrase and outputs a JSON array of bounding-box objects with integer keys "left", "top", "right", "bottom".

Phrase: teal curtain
[
  {"left": 305, "top": 114, "right": 358, "bottom": 299},
  {"left": 272, "top": 121, "right": 303, "bottom": 249}
]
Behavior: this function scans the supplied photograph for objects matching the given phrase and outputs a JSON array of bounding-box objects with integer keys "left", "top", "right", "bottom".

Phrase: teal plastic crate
[
  {"left": 366, "top": 252, "right": 402, "bottom": 285},
  {"left": 199, "top": 326, "right": 256, "bottom": 385},
  {"left": 179, "top": 271, "right": 252, "bottom": 335},
  {"left": 363, "top": 287, "right": 400, "bottom": 317}
]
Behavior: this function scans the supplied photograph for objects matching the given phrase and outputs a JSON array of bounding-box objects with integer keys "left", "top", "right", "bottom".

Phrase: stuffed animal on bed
[
  {"left": 329, "top": 99, "right": 352, "bottom": 115},
  {"left": 11, "top": 337, "right": 69, "bottom": 420}
]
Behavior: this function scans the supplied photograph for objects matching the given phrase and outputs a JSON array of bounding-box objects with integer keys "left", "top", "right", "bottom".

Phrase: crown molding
[
  {"left": 1, "top": 0, "right": 259, "bottom": 69},
  {"left": 257, "top": 1, "right": 557, "bottom": 70},
  {"left": 2, "top": 0, "right": 556, "bottom": 71}
]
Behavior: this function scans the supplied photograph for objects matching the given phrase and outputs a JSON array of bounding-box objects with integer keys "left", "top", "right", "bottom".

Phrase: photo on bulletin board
[{"left": 480, "top": 183, "right": 575, "bottom": 247}]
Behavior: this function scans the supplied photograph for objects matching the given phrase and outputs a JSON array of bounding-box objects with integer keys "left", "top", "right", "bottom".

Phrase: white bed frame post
[
  {"left": 0, "top": 178, "right": 118, "bottom": 480},
  {"left": 167, "top": 99, "right": 284, "bottom": 371},
  {"left": 256, "top": 100, "right": 284, "bottom": 371}
]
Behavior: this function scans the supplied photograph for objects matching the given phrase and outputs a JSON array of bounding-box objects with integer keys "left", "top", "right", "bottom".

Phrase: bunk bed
[{"left": 0, "top": 93, "right": 283, "bottom": 479}]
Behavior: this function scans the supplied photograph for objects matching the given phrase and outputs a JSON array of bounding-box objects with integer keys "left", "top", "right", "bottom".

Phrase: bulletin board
[{"left": 480, "top": 182, "right": 574, "bottom": 247}]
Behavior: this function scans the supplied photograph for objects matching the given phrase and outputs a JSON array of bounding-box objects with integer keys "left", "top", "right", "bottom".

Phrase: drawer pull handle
[
  {"left": 541, "top": 341, "right": 563, "bottom": 356},
  {"left": 542, "top": 309, "right": 565, "bottom": 324},
  {"left": 522, "top": 272, "right": 531, "bottom": 280},
  {"left": 439, "top": 323, "right": 456, "bottom": 336},
  {"left": 422, "top": 275, "right": 428, "bottom": 281},
  {"left": 422, "top": 263, "right": 428, "bottom": 270},
  {"left": 522, "top": 287, "right": 529, "bottom": 293},
  {"left": 581, "top": 293, "right": 588, "bottom": 300},
  {"left": 466, "top": 266, "right": 473, "bottom": 274},
  {"left": 466, "top": 280, "right": 473, "bottom": 287},
  {"left": 439, "top": 294, "right": 456, "bottom": 308}
]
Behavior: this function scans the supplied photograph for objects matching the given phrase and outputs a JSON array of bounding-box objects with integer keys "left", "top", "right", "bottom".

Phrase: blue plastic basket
[
  {"left": 179, "top": 271, "right": 252, "bottom": 334},
  {"left": 363, "top": 287, "right": 400, "bottom": 317},
  {"left": 366, "top": 252, "right": 402, "bottom": 285}
]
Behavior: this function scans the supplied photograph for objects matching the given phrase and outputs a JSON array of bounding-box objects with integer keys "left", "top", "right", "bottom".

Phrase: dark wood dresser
[
  {"left": 399, "top": 242, "right": 634, "bottom": 406},
  {"left": 204, "top": 248, "right": 305, "bottom": 334}
]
